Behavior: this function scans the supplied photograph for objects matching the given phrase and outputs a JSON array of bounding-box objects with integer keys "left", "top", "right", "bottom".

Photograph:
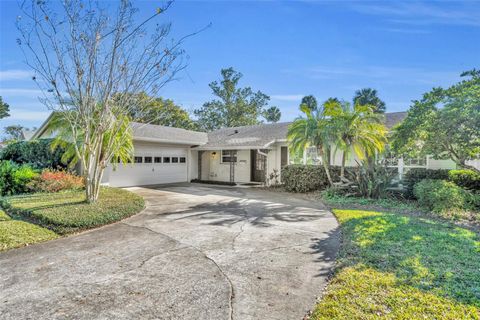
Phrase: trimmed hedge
[
  {"left": 0, "top": 161, "right": 38, "bottom": 196},
  {"left": 403, "top": 168, "right": 450, "bottom": 198},
  {"left": 282, "top": 165, "right": 342, "bottom": 193},
  {"left": 448, "top": 169, "right": 480, "bottom": 191},
  {"left": 413, "top": 179, "right": 467, "bottom": 213}
]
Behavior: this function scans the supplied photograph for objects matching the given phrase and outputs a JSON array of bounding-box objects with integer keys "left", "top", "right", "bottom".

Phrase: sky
[{"left": 0, "top": 0, "right": 479, "bottom": 130}]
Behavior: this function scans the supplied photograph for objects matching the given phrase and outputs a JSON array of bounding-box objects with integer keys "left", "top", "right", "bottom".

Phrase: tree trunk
[
  {"left": 319, "top": 147, "right": 334, "bottom": 186},
  {"left": 340, "top": 151, "right": 346, "bottom": 179}
]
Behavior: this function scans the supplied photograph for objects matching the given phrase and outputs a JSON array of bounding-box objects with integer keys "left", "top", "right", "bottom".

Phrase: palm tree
[
  {"left": 324, "top": 100, "right": 387, "bottom": 179},
  {"left": 288, "top": 104, "right": 335, "bottom": 186},
  {"left": 263, "top": 106, "right": 281, "bottom": 123},
  {"left": 353, "top": 88, "right": 386, "bottom": 113}
]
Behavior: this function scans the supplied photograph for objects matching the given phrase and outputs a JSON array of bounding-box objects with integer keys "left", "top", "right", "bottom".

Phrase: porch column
[
  {"left": 229, "top": 150, "right": 237, "bottom": 183},
  {"left": 198, "top": 151, "right": 203, "bottom": 180}
]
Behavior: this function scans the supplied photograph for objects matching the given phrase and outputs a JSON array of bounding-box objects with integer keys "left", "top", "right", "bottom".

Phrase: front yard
[
  {"left": 311, "top": 208, "right": 480, "bottom": 319},
  {"left": 0, "top": 187, "right": 144, "bottom": 251}
]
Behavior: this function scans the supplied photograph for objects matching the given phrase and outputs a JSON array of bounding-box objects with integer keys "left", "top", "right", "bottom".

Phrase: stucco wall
[{"left": 204, "top": 150, "right": 251, "bottom": 183}]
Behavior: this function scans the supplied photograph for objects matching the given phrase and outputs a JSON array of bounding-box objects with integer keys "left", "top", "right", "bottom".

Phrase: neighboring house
[{"left": 31, "top": 112, "right": 470, "bottom": 187}]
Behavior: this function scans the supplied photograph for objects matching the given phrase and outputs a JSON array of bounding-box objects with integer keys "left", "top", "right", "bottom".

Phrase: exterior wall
[
  {"left": 266, "top": 142, "right": 289, "bottom": 185},
  {"left": 189, "top": 150, "right": 199, "bottom": 181},
  {"left": 204, "top": 150, "right": 251, "bottom": 183},
  {"left": 466, "top": 159, "right": 480, "bottom": 170},
  {"left": 426, "top": 156, "right": 457, "bottom": 170}
]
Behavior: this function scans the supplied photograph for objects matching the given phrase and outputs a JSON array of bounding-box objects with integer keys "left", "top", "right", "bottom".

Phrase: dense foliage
[
  {"left": 353, "top": 88, "right": 386, "bottom": 113},
  {"left": 392, "top": 70, "right": 480, "bottom": 172},
  {"left": 0, "top": 96, "right": 10, "bottom": 120},
  {"left": 263, "top": 106, "right": 281, "bottom": 123},
  {"left": 194, "top": 68, "right": 276, "bottom": 131},
  {"left": 413, "top": 179, "right": 469, "bottom": 213},
  {"left": 0, "top": 139, "right": 69, "bottom": 169},
  {"left": 351, "top": 162, "right": 397, "bottom": 199},
  {"left": 282, "top": 165, "right": 342, "bottom": 193},
  {"left": 448, "top": 169, "right": 480, "bottom": 191},
  {"left": 0, "top": 161, "right": 38, "bottom": 196},
  {"left": 28, "top": 170, "right": 84, "bottom": 193}
]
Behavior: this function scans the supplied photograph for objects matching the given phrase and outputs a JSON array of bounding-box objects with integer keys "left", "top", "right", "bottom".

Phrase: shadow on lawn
[{"left": 325, "top": 210, "right": 480, "bottom": 308}]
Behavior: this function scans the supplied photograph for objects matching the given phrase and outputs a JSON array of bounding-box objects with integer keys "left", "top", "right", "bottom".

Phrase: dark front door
[{"left": 251, "top": 150, "right": 267, "bottom": 182}]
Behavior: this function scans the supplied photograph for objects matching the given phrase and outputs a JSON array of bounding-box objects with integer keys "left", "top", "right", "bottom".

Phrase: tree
[
  {"left": 194, "top": 68, "right": 271, "bottom": 131},
  {"left": 300, "top": 95, "right": 318, "bottom": 112},
  {"left": 0, "top": 96, "right": 9, "bottom": 119},
  {"left": 126, "top": 93, "right": 197, "bottom": 130},
  {"left": 263, "top": 106, "right": 281, "bottom": 123},
  {"left": 353, "top": 88, "right": 386, "bottom": 113},
  {"left": 287, "top": 104, "right": 335, "bottom": 186},
  {"left": 324, "top": 99, "right": 387, "bottom": 179},
  {"left": 391, "top": 70, "right": 480, "bottom": 173},
  {"left": 3, "top": 125, "right": 25, "bottom": 141},
  {"left": 17, "top": 0, "right": 196, "bottom": 202}
]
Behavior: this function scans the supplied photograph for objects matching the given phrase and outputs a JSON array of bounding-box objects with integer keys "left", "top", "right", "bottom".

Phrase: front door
[{"left": 251, "top": 150, "right": 267, "bottom": 182}]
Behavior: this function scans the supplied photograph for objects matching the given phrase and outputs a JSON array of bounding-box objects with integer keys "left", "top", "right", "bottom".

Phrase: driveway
[{"left": 0, "top": 184, "right": 340, "bottom": 320}]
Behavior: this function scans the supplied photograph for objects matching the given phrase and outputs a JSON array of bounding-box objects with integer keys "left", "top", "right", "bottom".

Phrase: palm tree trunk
[
  {"left": 319, "top": 147, "right": 334, "bottom": 186},
  {"left": 341, "top": 151, "right": 346, "bottom": 179}
]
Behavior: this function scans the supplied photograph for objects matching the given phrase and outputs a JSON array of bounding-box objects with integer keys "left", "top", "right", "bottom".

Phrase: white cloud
[
  {"left": 270, "top": 94, "right": 304, "bottom": 101},
  {"left": 0, "top": 70, "right": 33, "bottom": 81}
]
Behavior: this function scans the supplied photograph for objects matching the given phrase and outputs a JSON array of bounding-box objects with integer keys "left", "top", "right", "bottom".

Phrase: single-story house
[{"left": 31, "top": 112, "right": 474, "bottom": 187}]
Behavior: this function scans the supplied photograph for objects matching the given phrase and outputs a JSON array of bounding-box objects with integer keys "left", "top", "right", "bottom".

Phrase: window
[
  {"left": 154, "top": 157, "right": 162, "bottom": 163},
  {"left": 134, "top": 156, "right": 143, "bottom": 163},
  {"left": 144, "top": 156, "right": 152, "bottom": 163},
  {"left": 179, "top": 157, "right": 186, "bottom": 163},
  {"left": 163, "top": 157, "right": 171, "bottom": 163},
  {"left": 172, "top": 157, "right": 179, "bottom": 163},
  {"left": 221, "top": 150, "right": 237, "bottom": 163}
]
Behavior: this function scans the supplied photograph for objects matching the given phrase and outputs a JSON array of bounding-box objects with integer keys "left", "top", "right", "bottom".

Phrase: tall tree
[
  {"left": 194, "top": 68, "right": 270, "bottom": 131},
  {"left": 288, "top": 104, "right": 335, "bottom": 186},
  {"left": 300, "top": 95, "right": 318, "bottom": 112},
  {"left": 324, "top": 99, "right": 387, "bottom": 179},
  {"left": 126, "top": 93, "right": 197, "bottom": 130},
  {"left": 353, "top": 88, "right": 386, "bottom": 113},
  {"left": 17, "top": 0, "right": 195, "bottom": 202},
  {"left": 392, "top": 70, "right": 480, "bottom": 173},
  {"left": 263, "top": 106, "right": 281, "bottom": 123},
  {"left": 3, "top": 125, "right": 25, "bottom": 141},
  {"left": 0, "top": 96, "right": 10, "bottom": 119}
]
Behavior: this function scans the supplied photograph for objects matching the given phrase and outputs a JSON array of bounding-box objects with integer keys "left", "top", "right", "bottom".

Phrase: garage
[{"left": 101, "top": 123, "right": 208, "bottom": 187}]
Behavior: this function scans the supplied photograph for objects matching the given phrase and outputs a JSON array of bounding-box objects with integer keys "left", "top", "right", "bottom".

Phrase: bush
[
  {"left": 0, "top": 139, "right": 71, "bottom": 170},
  {"left": 0, "top": 161, "right": 38, "bottom": 196},
  {"left": 403, "top": 168, "right": 450, "bottom": 198},
  {"left": 448, "top": 169, "right": 480, "bottom": 191},
  {"left": 29, "top": 169, "right": 84, "bottom": 193},
  {"left": 351, "top": 163, "right": 397, "bottom": 199},
  {"left": 413, "top": 179, "right": 467, "bottom": 213},
  {"left": 282, "top": 165, "right": 341, "bottom": 193}
]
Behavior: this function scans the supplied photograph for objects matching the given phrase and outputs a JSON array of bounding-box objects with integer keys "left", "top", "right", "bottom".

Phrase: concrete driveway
[{"left": 0, "top": 184, "right": 340, "bottom": 320}]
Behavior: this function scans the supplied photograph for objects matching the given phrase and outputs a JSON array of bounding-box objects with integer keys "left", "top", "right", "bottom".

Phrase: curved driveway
[{"left": 0, "top": 184, "right": 340, "bottom": 320}]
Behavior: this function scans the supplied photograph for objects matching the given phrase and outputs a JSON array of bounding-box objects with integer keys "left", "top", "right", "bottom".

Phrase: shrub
[
  {"left": 413, "top": 179, "right": 467, "bottom": 213},
  {"left": 281, "top": 165, "right": 341, "bottom": 193},
  {"left": 0, "top": 161, "right": 38, "bottom": 196},
  {"left": 29, "top": 169, "right": 84, "bottom": 193},
  {"left": 448, "top": 169, "right": 480, "bottom": 191},
  {"left": 403, "top": 168, "right": 450, "bottom": 198},
  {"left": 0, "top": 139, "right": 71, "bottom": 170},
  {"left": 350, "top": 162, "right": 397, "bottom": 199}
]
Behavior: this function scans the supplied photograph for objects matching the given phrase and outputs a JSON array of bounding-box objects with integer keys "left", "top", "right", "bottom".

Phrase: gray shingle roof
[
  {"left": 131, "top": 122, "right": 208, "bottom": 145},
  {"left": 195, "top": 122, "right": 291, "bottom": 150}
]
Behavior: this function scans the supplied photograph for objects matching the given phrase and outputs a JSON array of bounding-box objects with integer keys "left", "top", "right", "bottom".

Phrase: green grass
[
  {"left": 0, "top": 209, "right": 58, "bottom": 251},
  {"left": 1, "top": 187, "right": 144, "bottom": 246},
  {"left": 311, "top": 209, "right": 480, "bottom": 319}
]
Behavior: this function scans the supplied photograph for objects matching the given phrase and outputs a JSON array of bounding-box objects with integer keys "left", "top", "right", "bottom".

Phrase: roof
[
  {"left": 131, "top": 122, "right": 208, "bottom": 145},
  {"left": 194, "top": 122, "right": 291, "bottom": 150},
  {"left": 385, "top": 111, "right": 407, "bottom": 129}
]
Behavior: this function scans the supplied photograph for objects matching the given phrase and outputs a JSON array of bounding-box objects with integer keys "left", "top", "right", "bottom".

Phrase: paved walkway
[{"left": 0, "top": 184, "right": 340, "bottom": 320}]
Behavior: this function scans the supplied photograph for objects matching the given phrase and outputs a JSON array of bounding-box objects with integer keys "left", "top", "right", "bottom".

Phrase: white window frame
[{"left": 221, "top": 150, "right": 237, "bottom": 164}]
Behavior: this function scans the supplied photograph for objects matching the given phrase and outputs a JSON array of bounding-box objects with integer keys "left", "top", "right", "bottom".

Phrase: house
[{"left": 31, "top": 112, "right": 467, "bottom": 187}]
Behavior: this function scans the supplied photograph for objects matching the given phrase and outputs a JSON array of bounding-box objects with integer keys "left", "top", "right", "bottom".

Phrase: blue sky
[{"left": 0, "top": 0, "right": 479, "bottom": 129}]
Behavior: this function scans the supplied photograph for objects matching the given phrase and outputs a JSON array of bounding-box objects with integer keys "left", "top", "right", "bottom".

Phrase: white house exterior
[{"left": 31, "top": 112, "right": 476, "bottom": 188}]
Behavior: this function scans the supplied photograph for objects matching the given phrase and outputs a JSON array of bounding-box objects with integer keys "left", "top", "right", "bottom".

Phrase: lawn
[
  {"left": 311, "top": 209, "right": 480, "bottom": 319},
  {"left": 0, "top": 187, "right": 144, "bottom": 251}
]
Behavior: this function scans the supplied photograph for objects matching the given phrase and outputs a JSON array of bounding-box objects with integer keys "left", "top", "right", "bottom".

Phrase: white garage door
[{"left": 107, "top": 145, "right": 188, "bottom": 187}]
